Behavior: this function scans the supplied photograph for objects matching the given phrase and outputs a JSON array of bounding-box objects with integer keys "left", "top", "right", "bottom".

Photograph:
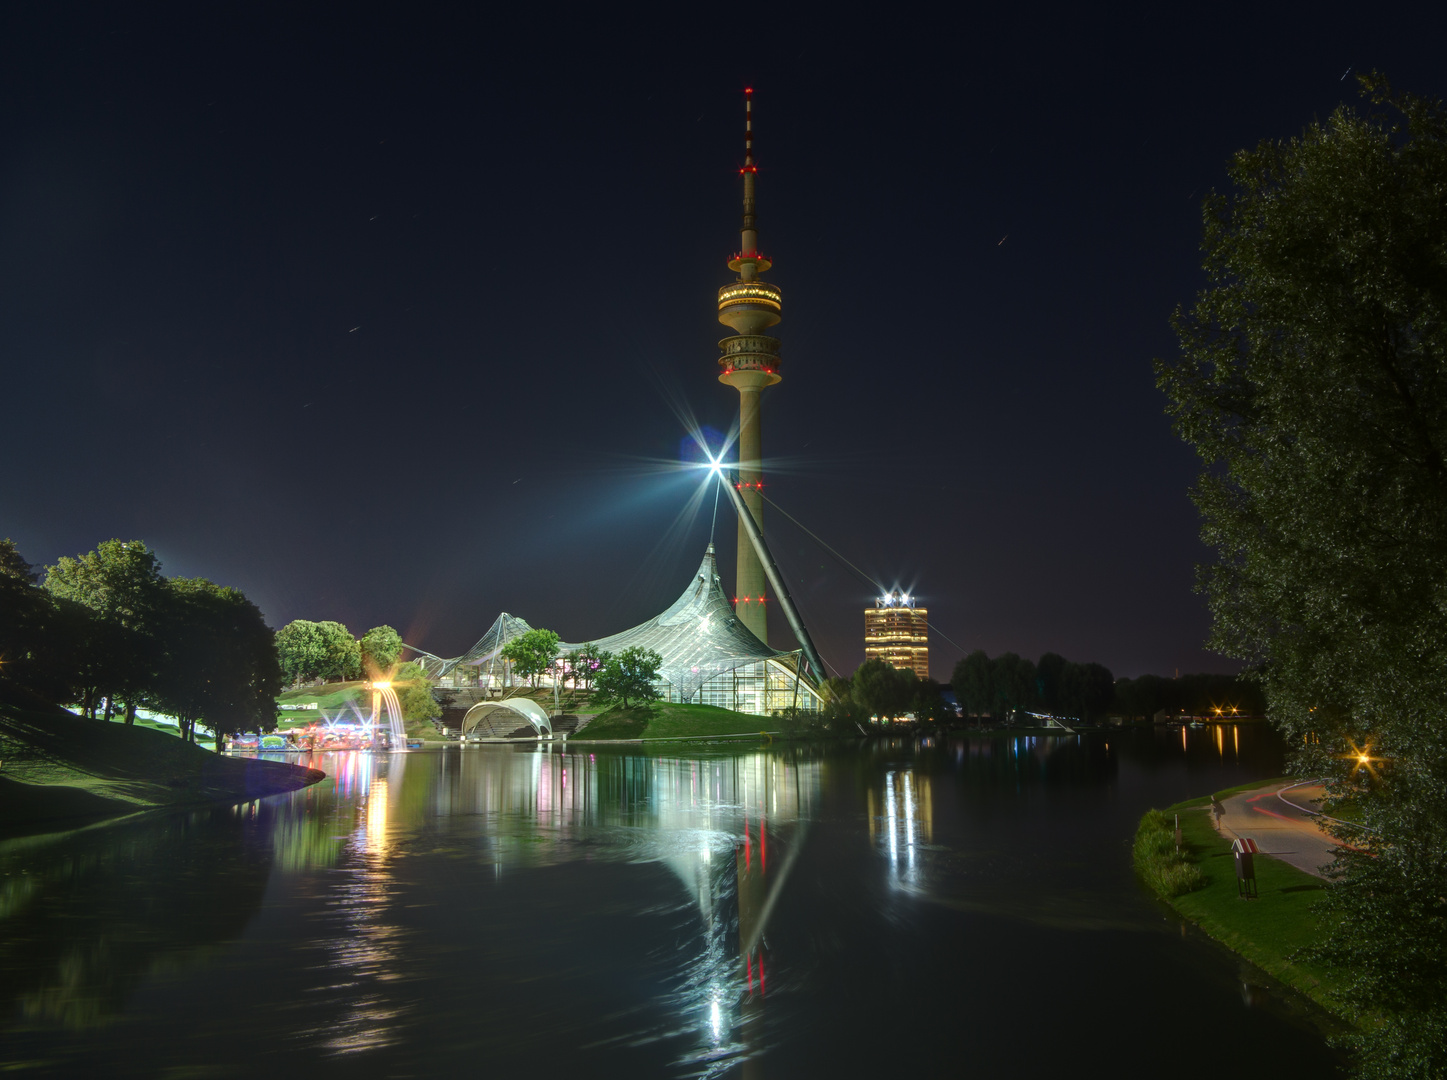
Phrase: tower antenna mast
[{"left": 716, "top": 87, "right": 783, "bottom": 645}]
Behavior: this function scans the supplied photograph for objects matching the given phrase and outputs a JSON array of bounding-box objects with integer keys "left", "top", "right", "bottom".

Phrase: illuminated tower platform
[
  {"left": 718, "top": 88, "right": 781, "bottom": 644},
  {"left": 865, "top": 590, "right": 929, "bottom": 679}
]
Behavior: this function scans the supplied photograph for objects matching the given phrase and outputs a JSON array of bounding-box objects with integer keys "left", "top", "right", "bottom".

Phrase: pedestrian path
[{"left": 1212, "top": 781, "right": 1338, "bottom": 879}]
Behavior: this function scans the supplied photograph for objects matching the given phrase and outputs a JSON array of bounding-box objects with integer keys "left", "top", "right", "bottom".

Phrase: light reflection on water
[
  {"left": 252, "top": 746, "right": 825, "bottom": 1076},
  {"left": 0, "top": 727, "right": 1343, "bottom": 1078}
]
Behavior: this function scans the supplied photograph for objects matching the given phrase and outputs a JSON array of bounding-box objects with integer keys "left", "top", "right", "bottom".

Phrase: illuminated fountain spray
[{"left": 370, "top": 681, "right": 408, "bottom": 750}]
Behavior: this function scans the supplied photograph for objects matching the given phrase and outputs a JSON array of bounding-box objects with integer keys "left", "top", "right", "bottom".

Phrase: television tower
[{"left": 717, "top": 88, "right": 781, "bottom": 645}]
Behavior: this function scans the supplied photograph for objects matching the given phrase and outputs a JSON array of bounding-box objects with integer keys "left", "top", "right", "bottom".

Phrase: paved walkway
[{"left": 1211, "top": 781, "right": 1338, "bottom": 879}]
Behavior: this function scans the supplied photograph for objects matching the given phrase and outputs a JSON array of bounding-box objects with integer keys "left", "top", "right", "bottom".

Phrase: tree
[
  {"left": 819, "top": 675, "right": 869, "bottom": 735},
  {"left": 1111, "top": 673, "right": 1174, "bottom": 719},
  {"left": 44, "top": 539, "right": 166, "bottom": 721},
  {"left": 593, "top": 646, "right": 662, "bottom": 708},
  {"left": 852, "top": 659, "right": 915, "bottom": 722},
  {"left": 568, "top": 643, "right": 604, "bottom": 691},
  {"left": 910, "top": 678, "right": 955, "bottom": 723},
  {"left": 315, "top": 621, "right": 361, "bottom": 682},
  {"left": 394, "top": 660, "right": 441, "bottom": 733},
  {"left": 951, "top": 650, "right": 993, "bottom": 718},
  {"left": 276, "top": 620, "right": 328, "bottom": 685},
  {"left": 0, "top": 539, "right": 80, "bottom": 703},
  {"left": 1074, "top": 662, "right": 1115, "bottom": 722},
  {"left": 1107, "top": 671, "right": 1264, "bottom": 720},
  {"left": 150, "top": 577, "right": 283, "bottom": 749},
  {"left": 500, "top": 628, "right": 560, "bottom": 690},
  {"left": 360, "top": 625, "right": 404, "bottom": 678},
  {"left": 1, "top": 540, "right": 47, "bottom": 685},
  {"left": 1157, "top": 76, "right": 1447, "bottom": 1075},
  {"left": 989, "top": 653, "right": 1035, "bottom": 721},
  {"left": 1035, "top": 652, "right": 1067, "bottom": 713}
]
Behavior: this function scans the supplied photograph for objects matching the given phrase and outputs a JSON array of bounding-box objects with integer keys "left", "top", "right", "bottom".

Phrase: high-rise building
[
  {"left": 717, "top": 88, "right": 781, "bottom": 645},
  {"left": 865, "top": 590, "right": 929, "bottom": 679}
]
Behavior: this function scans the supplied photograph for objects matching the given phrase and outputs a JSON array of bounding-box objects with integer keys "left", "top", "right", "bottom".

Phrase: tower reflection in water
[
  {"left": 867, "top": 768, "right": 933, "bottom": 889},
  {"left": 263, "top": 746, "right": 823, "bottom": 1074}
]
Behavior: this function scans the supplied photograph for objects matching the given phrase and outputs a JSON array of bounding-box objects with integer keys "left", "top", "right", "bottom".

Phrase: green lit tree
[
  {"left": 568, "top": 642, "right": 604, "bottom": 691},
  {"left": 1157, "top": 75, "right": 1447, "bottom": 1075},
  {"left": 394, "top": 660, "right": 441, "bottom": 734},
  {"left": 593, "top": 646, "right": 662, "bottom": 709},
  {"left": 500, "top": 628, "right": 560, "bottom": 691},
  {"left": 44, "top": 539, "right": 166, "bottom": 722},
  {"left": 360, "top": 625, "right": 404, "bottom": 678},
  {"left": 315, "top": 621, "right": 361, "bottom": 682},
  {"left": 276, "top": 619, "right": 328, "bottom": 685},
  {"left": 150, "top": 577, "right": 283, "bottom": 749}
]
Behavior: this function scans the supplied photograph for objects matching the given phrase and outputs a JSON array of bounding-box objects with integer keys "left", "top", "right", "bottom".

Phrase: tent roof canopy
[{"left": 416, "top": 546, "right": 814, "bottom": 699}]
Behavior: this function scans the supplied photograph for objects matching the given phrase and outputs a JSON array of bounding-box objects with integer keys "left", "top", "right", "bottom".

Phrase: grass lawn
[
  {"left": 0, "top": 687, "right": 324, "bottom": 836},
  {"left": 577, "top": 703, "right": 777, "bottom": 741},
  {"left": 1138, "top": 800, "right": 1351, "bottom": 1021},
  {"left": 276, "top": 681, "right": 367, "bottom": 726},
  {"left": 277, "top": 681, "right": 367, "bottom": 709},
  {"left": 1166, "top": 775, "right": 1294, "bottom": 811}
]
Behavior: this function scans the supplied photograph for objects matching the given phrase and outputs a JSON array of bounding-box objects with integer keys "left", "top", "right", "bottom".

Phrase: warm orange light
[{"left": 373, "top": 681, "right": 392, "bottom": 690}]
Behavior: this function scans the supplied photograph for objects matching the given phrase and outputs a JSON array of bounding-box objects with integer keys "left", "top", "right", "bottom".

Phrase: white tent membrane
[
  {"left": 462, "top": 698, "right": 553, "bottom": 737},
  {"left": 414, "top": 545, "right": 822, "bottom": 715}
]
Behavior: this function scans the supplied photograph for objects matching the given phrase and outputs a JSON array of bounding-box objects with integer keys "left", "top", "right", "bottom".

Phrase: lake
[{"left": 0, "top": 725, "right": 1342, "bottom": 1077}]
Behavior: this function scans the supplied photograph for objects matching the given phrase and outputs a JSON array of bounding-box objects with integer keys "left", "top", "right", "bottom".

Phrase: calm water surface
[{"left": 0, "top": 727, "right": 1342, "bottom": 1077}]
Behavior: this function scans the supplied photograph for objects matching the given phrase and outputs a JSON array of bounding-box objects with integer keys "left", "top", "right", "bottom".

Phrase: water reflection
[
  {"left": 869, "top": 769, "right": 933, "bottom": 889},
  {"left": 0, "top": 726, "right": 1334, "bottom": 1080},
  {"left": 256, "top": 746, "right": 823, "bottom": 1076},
  {"left": 0, "top": 809, "right": 271, "bottom": 1031}
]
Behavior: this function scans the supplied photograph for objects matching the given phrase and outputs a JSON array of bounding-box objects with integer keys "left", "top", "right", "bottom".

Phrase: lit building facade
[{"left": 864, "top": 590, "right": 929, "bottom": 679}]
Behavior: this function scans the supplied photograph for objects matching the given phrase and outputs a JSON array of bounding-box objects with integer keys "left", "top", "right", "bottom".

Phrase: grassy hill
[
  {"left": 0, "top": 686, "right": 325, "bottom": 836},
  {"left": 576, "top": 702, "right": 778, "bottom": 741},
  {"left": 274, "top": 681, "right": 367, "bottom": 727}
]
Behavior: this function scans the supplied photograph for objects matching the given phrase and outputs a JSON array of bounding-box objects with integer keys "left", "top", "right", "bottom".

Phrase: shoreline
[
  {"left": 1134, "top": 777, "right": 1354, "bottom": 1027},
  {"left": 0, "top": 690, "right": 326, "bottom": 840}
]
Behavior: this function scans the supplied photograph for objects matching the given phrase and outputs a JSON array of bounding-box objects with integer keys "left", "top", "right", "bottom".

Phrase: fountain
[{"left": 370, "top": 682, "right": 409, "bottom": 750}]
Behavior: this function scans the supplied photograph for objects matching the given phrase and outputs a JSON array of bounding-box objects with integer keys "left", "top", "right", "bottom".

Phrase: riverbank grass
[
  {"left": 0, "top": 688, "right": 324, "bottom": 835},
  {"left": 576, "top": 703, "right": 775, "bottom": 741},
  {"left": 1135, "top": 798, "right": 1349, "bottom": 1019},
  {"left": 1133, "top": 810, "right": 1207, "bottom": 896}
]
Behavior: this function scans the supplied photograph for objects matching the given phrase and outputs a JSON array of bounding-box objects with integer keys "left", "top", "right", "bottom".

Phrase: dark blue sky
[{"left": 3, "top": 3, "right": 1444, "bottom": 679}]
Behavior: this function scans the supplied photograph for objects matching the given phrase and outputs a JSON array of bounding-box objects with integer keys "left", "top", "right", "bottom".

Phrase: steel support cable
[
  {"left": 718, "top": 474, "right": 828, "bottom": 682},
  {"left": 740, "top": 495, "right": 844, "bottom": 680},
  {"left": 750, "top": 512, "right": 845, "bottom": 680},
  {"left": 756, "top": 490, "right": 971, "bottom": 662},
  {"left": 776, "top": 581, "right": 846, "bottom": 679},
  {"left": 709, "top": 473, "right": 722, "bottom": 547},
  {"left": 756, "top": 490, "right": 885, "bottom": 595}
]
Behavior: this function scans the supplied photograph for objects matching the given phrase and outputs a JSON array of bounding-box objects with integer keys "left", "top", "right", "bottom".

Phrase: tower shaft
[
  {"left": 734, "top": 387, "right": 767, "bottom": 636},
  {"left": 717, "top": 88, "right": 781, "bottom": 645}
]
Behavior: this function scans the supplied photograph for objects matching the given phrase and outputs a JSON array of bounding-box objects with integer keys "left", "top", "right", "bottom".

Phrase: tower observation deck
[{"left": 719, "top": 88, "right": 780, "bottom": 645}]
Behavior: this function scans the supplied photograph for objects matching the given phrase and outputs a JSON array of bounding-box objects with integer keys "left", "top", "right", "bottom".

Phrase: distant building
[{"left": 865, "top": 591, "right": 929, "bottom": 679}]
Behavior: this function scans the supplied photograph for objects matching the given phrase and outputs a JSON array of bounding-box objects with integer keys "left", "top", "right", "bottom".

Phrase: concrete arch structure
[{"left": 463, "top": 698, "right": 554, "bottom": 738}]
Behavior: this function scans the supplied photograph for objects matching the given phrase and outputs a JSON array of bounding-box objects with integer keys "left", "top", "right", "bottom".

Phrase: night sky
[{"left": 4, "top": 4, "right": 1445, "bottom": 680}]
